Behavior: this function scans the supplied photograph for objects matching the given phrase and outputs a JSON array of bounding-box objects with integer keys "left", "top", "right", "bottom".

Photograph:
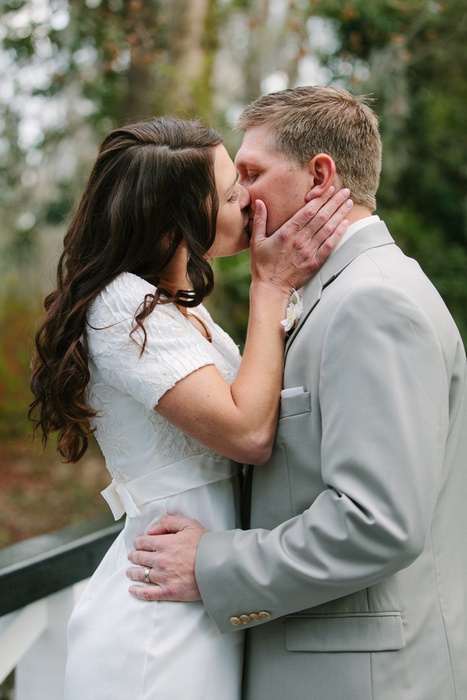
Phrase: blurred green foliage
[
  {"left": 217, "top": 0, "right": 467, "bottom": 347},
  {"left": 0, "top": 0, "right": 465, "bottom": 391},
  {"left": 0, "top": 299, "right": 36, "bottom": 438}
]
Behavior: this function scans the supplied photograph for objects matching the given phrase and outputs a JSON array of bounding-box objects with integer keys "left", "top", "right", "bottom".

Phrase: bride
[{"left": 29, "top": 117, "right": 349, "bottom": 699}]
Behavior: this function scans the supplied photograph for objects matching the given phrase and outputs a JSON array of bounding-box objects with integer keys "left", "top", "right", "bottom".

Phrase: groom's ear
[{"left": 306, "top": 154, "right": 336, "bottom": 196}]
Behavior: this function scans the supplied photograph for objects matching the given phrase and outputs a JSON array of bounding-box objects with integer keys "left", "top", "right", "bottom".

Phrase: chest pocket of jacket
[{"left": 279, "top": 390, "right": 311, "bottom": 419}]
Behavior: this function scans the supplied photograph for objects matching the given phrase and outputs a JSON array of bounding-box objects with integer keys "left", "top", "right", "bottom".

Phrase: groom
[{"left": 127, "top": 86, "right": 467, "bottom": 699}]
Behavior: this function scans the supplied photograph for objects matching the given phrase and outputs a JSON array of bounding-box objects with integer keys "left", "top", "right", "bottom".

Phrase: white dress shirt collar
[{"left": 330, "top": 215, "right": 381, "bottom": 257}]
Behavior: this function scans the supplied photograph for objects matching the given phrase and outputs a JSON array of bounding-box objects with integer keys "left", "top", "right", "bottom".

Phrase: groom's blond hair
[{"left": 236, "top": 85, "right": 382, "bottom": 212}]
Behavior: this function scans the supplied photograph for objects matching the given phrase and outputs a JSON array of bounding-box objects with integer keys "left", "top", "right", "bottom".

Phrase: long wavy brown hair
[{"left": 29, "top": 118, "right": 223, "bottom": 463}]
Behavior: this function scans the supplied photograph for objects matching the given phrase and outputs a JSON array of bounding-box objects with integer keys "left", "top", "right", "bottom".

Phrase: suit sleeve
[{"left": 195, "top": 283, "right": 450, "bottom": 633}]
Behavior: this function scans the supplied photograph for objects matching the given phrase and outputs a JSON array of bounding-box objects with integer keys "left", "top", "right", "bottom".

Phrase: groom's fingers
[
  {"left": 126, "top": 518, "right": 205, "bottom": 602},
  {"left": 148, "top": 514, "right": 203, "bottom": 535},
  {"left": 132, "top": 514, "right": 201, "bottom": 541},
  {"left": 128, "top": 583, "right": 161, "bottom": 601},
  {"left": 126, "top": 568, "right": 175, "bottom": 601},
  {"left": 127, "top": 545, "right": 159, "bottom": 567},
  {"left": 126, "top": 563, "right": 156, "bottom": 584}
]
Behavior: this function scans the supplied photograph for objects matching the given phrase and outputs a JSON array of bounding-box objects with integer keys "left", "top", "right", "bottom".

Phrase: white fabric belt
[{"left": 101, "top": 454, "right": 240, "bottom": 520}]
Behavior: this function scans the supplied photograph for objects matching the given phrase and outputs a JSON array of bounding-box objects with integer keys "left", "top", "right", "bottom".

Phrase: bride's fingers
[
  {"left": 283, "top": 188, "right": 351, "bottom": 238},
  {"left": 249, "top": 199, "right": 267, "bottom": 243},
  {"left": 304, "top": 188, "right": 351, "bottom": 229},
  {"left": 305, "top": 184, "right": 335, "bottom": 204},
  {"left": 305, "top": 197, "right": 353, "bottom": 250},
  {"left": 285, "top": 195, "right": 351, "bottom": 287},
  {"left": 310, "top": 217, "right": 349, "bottom": 268}
]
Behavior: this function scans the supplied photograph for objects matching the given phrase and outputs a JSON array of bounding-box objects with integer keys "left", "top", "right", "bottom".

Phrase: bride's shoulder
[
  {"left": 108, "top": 271, "right": 155, "bottom": 297},
  {"left": 98, "top": 272, "right": 155, "bottom": 309},
  {"left": 88, "top": 273, "right": 182, "bottom": 335},
  {"left": 88, "top": 273, "right": 156, "bottom": 326}
]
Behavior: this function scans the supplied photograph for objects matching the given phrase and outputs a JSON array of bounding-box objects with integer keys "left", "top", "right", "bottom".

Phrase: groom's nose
[{"left": 239, "top": 183, "right": 251, "bottom": 208}]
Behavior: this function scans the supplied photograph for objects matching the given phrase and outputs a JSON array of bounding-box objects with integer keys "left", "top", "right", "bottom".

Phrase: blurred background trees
[{"left": 1, "top": 0, "right": 466, "bottom": 544}]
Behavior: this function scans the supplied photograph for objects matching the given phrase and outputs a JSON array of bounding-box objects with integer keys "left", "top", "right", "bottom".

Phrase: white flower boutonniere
[{"left": 281, "top": 289, "right": 303, "bottom": 333}]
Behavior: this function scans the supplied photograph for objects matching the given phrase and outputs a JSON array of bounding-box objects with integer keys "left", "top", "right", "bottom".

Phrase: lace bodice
[{"left": 86, "top": 272, "right": 241, "bottom": 487}]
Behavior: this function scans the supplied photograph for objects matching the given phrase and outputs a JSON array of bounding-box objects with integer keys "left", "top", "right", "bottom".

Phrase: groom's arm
[{"left": 194, "top": 284, "right": 451, "bottom": 631}]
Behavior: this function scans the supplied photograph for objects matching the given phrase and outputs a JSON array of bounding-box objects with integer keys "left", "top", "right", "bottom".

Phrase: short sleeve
[{"left": 86, "top": 272, "right": 216, "bottom": 410}]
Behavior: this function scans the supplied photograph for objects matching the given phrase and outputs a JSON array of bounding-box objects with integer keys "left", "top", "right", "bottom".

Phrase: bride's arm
[{"left": 156, "top": 188, "right": 351, "bottom": 464}]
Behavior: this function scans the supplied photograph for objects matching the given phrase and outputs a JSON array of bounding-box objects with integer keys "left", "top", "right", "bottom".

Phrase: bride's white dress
[{"left": 64, "top": 272, "right": 244, "bottom": 700}]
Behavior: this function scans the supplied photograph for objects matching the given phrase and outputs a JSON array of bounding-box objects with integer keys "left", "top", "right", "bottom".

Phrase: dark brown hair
[{"left": 29, "top": 118, "right": 223, "bottom": 463}]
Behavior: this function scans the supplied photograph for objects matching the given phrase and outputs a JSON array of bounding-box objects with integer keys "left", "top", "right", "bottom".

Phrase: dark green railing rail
[{"left": 0, "top": 515, "right": 123, "bottom": 617}]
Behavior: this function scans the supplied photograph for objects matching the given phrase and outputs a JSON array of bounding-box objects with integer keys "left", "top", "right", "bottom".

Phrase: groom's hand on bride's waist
[{"left": 126, "top": 515, "right": 206, "bottom": 602}]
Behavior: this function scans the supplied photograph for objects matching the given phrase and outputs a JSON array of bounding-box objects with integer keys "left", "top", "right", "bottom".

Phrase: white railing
[
  {"left": 0, "top": 517, "right": 122, "bottom": 700},
  {"left": 0, "top": 583, "right": 86, "bottom": 698}
]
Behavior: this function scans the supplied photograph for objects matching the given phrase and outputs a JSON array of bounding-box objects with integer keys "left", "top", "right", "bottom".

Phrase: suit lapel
[{"left": 284, "top": 222, "right": 395, "bottom": 358}]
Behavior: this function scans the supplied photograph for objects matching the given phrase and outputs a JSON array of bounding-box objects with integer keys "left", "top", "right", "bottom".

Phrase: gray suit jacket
[{"left": 196, "top": 222, "right": 467, "bottom": 700}]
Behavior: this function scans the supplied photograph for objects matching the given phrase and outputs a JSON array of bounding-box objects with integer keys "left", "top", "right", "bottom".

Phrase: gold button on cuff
[{"left": 231, "top": 611, "right": 271, "bottom": 626}]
